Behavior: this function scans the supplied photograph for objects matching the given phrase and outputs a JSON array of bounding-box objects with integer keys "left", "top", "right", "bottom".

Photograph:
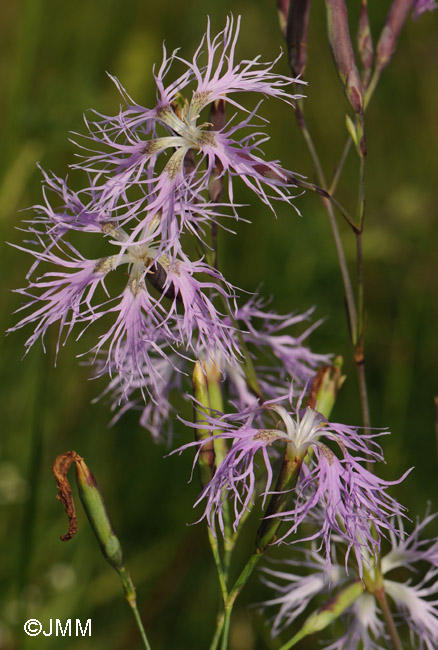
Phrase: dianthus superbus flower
[
  {"left": 233, "top": 297, "right": 330, "bottom": 399},
  {"left": 93, "top": 298, "right": 328, "bottom": 440},
  {"left": 10, "top": 16, "right": 305, "bottom": 411},
  {"left": 173, "top": 394, "right": 409, "bottom": 574},
  {"left": 73, "top": 15, "right": 305, "bottom": 253},
  {"left": 94, "top": 344, "right": 184, "bottom": 443},
  {"left": 262, "top": 512, "right": 438, "bottom": 649},
  {"left": 10, "top": 170, "right": 241, "bottom": 384}
]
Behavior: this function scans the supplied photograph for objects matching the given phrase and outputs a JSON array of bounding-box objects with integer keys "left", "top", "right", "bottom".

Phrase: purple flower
[
  {"left": 94, "top": 345, "right": 185, "bottom": 443},
  {"left": 193, "top": 297, "right": 331, "bottom": 412},
  {"left": 173, "top": 401, "right": 286, "bottom": 535},
  {"left": 72, "top": 15, "right": 305, "bottom": 251},
  {"left": 262, "top": 513, "right": 438, "bottom": 649},
  {"left": 83, "top": 285, "right": 328, "bottom": 436},
  {"left": 261, "top": 545, "right": 345, "bottom": 637},
  {"left": 10, "top": 172, "right": 240, "bottom": 384},
  {"left": 174, "top": 394, "right": 409, "bottom": 573},
  {"left": 412, "top": 0, "right": 438, "bottom": 20},
  {"left": 11, "top": 17, "right": 307, "bottom": 425},
  {"left": 233, "top": 297, "right": 331, "bottom": 399},
  {"left": 11, "top": 242, "right": 109, "bottom": 355}
]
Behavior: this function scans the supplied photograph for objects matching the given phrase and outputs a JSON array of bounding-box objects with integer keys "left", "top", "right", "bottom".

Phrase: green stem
[
  {"left": 220, "top": 609, "right": 231, "bottom": 650},
  {"left": 277, "top": 629, "right": 308, "bottom": 650},
  {"left": 256, "top": 453, "right": 302, "bottom": 552},
  {"left": 357, "top": 144, "right": 366, "bottom": 232},
  {"left": 330, "top": 137, "right": 352, "bottom": 194},
  {"left": 355, "top": 145, "right": 366, "bottom": 341},
  {"left": 353, "top": 131, "right": 374, "bottom": 468},
  {"left": 220, "top": 553, "right": 263, "bottom": 649},
  {"left": 292, "top": 108, "right": 358, "bottom": 343},
  {"left": 326, "top": 198, "right": 358, "bottom": 344},
  {"left": 364, "top": 68, "right": 381, "bottom": 109},
  {"left": 209, "top": 611, "right": 225, "bottom": 650},
  {"left": 119, "top": 567, "right": 152, "bottom": 650},
  {"left": 296, "top": 102, "right": 327, "bottom": 186},
  {"left": 207, "top": 527, "right": 228, "bottom": 603},
  {"left": 375, "top": 587, "right": 404, "bottom": 650}
]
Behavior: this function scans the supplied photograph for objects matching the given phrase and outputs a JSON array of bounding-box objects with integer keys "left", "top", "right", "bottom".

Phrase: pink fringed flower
[
  {"left": 173, "top": 394, "right": 409, "bottom": 575},
  {"left": 72, "top": 15, "right": 305, "bottom": 252},
  {"left": 262, "top": 512, "right": 438, "bottom": 649}
]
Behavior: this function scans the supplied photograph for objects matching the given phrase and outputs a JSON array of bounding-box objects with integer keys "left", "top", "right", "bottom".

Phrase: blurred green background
[{"left": 0, "top": 1, "right": 437, "bottom": 649}]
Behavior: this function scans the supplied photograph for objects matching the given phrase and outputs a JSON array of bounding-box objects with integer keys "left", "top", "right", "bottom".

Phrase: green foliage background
[{"left": 0, "top": 1, "right": 437, "bottom": 649}]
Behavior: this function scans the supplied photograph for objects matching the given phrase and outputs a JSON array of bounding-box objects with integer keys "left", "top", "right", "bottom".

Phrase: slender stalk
[
  {"left": 364, "top": 68, "right": 381, "bottom": 108},
  {"left": 353, "top": 133, "right": 374, "bottom": 469},
  {"left": 129, "top": 602, "right": 153, "bottom": 650},
  {"left": 277, "top": 628, "right": 309, "bottom": 650},
  {"left": 207, "top": 527, "right": 228, "bottom": 603},
  {"left": 119, "top": 567, "right": 152, "bottom": 650},
  {"left": 220, "top": 553, "right": 263, "bottom": 649},
  {"left": 210, "top": 611, "right": 225, "bottom": 650},
  {"left": 291, "top": 105, "right": 358, "bottom": 342},
  {"left": 355, "top": 144, "right": 366, "bottom": 342},
  {"left": 227, "top": 553, "right": 263, "bottom": 604},
  {"left": 375, "top": 587, "right": 404, "bottom": 650},
  {"left": 220, "top": 609, "right": 231, "bottom": 650},
  {"left": 357, "top": 141, "right": 366, "bottom": 231},
  {"left": 296, "top": 102, "right": 327, "bottom": 186},
  {"left": 325, "top": 198, "right": 358, "bottom": 343},
  {"left": 356, "top": 231, "right": 365, "bottom": 337},
  {"left": 330, "top": 63, "right": 379, "bottom": 198},
  {"left": 330, "top": 137, "right": 353, "bottom": 195},
  {"left": 289, "top": 173, "right": 359, "bottom": 233}
]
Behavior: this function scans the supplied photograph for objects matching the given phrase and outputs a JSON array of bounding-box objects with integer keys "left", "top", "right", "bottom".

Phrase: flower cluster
[
  {"left": 261, "top": 513, "right": 438, "bottom": 649},
  {"left": 10, "top": 16, "right": 306, "bottom": 423},
  {"left": 10, "top": 12, "right": 426, "bottom": 649},
  {"left": 98, "top": 296, "right": 329, "bottom": 440}
]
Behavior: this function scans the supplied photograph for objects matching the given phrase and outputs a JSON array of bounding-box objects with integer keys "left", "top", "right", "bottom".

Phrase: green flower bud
[
  {"left": 53, "top": 451, "right": 123, "bottom": 571},
  {"left": 284, "top": 581, "right": 364, "bottom": 648},
  {"left": 192, "top": 361, "right": 216, "bottom": 484},
  {"left": 75, "top": 456, "right": 124, "bottom": 571},
  {"left": 301, "top": 581, "right": 364, "bottom": 634},
  {"left": 307, "top": 356, "right": 345, "bottom": 419}
]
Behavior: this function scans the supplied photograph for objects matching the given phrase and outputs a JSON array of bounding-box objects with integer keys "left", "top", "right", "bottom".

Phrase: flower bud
[
  {"left": 293, "top": 581, "right": 364, "bottom": 643},
  {"left": 285, "top": 0, "right": 313, "bottom": 78},
  {"left": 75, "top": 457, "right": 124, "bottom": 571},
  {"left": 277, "top": 0, "right": 290, "bottom": 37},
  {"left": 357, "top": 0, "right": 374, "bottom": 87},
  {"left": 193, "top": 361, "right": 216, "bottom": 484},
  {"left": 53, "top": 451, "right": 123, "bottom": 571},
  {"left": 376, "top": 0, "right": 413, "bottom": 72},
  {"left": 307, "top": 356, "right": 345, "bottom": 418},
  {"left": 324, "top": 0, "right": 364, "bottom": 114}
]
